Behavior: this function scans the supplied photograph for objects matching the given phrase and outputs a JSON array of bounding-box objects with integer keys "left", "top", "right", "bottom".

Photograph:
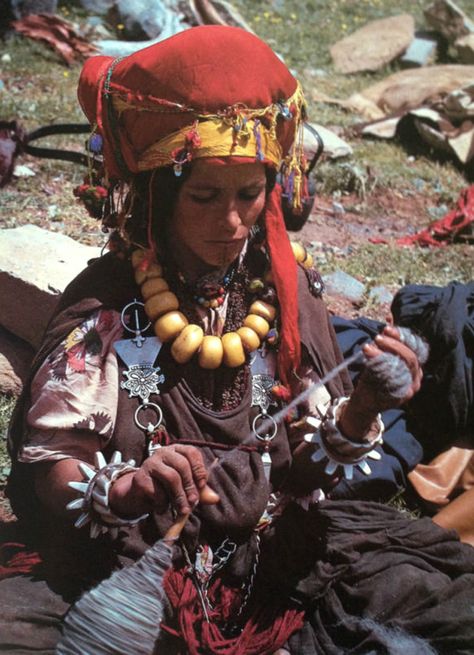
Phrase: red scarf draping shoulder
[{"left": 265, "top": 184, "right": 301, "bottom": 386}]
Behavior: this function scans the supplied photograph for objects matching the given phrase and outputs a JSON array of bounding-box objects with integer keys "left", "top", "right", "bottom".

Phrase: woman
[{"left": 3, "top": 25, "right": 474, "bottom": 654}]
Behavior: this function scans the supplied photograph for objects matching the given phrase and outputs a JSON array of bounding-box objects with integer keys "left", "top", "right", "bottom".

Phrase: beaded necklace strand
[{"left": 131, "top": 241, "right": 313, "bottom": 370}]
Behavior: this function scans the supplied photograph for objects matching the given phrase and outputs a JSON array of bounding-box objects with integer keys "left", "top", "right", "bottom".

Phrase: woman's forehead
[{"left": 185, "top": 160, "right": 266, "bottom": 188}]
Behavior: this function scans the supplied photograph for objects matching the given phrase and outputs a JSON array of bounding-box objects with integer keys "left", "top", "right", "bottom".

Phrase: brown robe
[{"left": 6, "top": 250, "right": 350, "bottom": 576}]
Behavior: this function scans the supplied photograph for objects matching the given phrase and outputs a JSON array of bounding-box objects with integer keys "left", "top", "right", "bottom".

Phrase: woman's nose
[{"left": 220, "top": 202, "right": 242, "bottom": 231}]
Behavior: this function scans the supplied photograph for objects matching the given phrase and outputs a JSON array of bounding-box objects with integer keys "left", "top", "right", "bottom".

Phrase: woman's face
[{"left": 168, "top": 160, "right": 267, "bottom": 275}]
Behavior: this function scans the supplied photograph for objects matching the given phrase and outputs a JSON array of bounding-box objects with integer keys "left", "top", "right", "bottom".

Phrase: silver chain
[
  {"left": 182, "top": 533, "right": 260, "bottom": 629},
  {"left": 235, "top": 532, "right": 260, "bottom": 619}
]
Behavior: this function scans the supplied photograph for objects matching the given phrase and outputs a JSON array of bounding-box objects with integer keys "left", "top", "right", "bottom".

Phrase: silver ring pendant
[
  {"left": 252, "top": 413, "right": 278, "bottom": 441},
  {"left": 134, "top": 402, "right": 163, "bottom": 433},
  {"left": 121, "top": 299, "right": 151, "bottom": 334}
]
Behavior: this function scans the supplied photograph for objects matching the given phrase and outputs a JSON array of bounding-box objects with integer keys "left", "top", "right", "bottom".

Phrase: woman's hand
[
  {"left": 361, "top": 325, "right": 423, "bottom": 405},
  {"left": 109, "top": 444, "right": 218, "bottom": 518},
  {"left": 339, "top": 325, "right": 424, "bottom": 441}
]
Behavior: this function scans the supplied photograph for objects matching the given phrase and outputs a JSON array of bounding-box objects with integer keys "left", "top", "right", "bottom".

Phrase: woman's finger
[
  {"left": 172, "top": 444, "right": 208, "bottom": 490},
  {"left": 382, "top": 324, "right": 400, "bottom": 340},
  {"left": 135, "top": 449, "right": 198, "bottom": 514}
]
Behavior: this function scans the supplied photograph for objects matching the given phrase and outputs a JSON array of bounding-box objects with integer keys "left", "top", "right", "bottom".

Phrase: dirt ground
[
  {"left": 302, "top": 188, "right": 432, "bottom": 248},
  {"left": 297, "top": 187, "right": 438, "bottom": 318}
]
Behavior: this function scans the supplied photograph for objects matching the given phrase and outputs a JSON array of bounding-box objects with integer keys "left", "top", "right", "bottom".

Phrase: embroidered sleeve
[{"left": 19, "top": 309, "right": 123, "bottom": 464}]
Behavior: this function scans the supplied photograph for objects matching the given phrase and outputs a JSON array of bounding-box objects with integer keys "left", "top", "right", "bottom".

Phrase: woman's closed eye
[
  {"left": 239, "top": 185, "right": 266, "bottom": 201},
  {"left": 187, "top": 185, "right": 265, "bottom": 204},
  {"left": 188, "top": 190, "right": 219, "bottom": 204}
]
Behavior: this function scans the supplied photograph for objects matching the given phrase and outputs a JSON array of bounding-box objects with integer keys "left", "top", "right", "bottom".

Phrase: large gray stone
[
  {"left": 305, "top": 123, "right": 353, "bottom": 160},
  {"left": 322, "top": 270, "right": 366, "bottom": 303},
  {"left": 0, "top": 326, "right": 35, "bottom": 395},
  {"left": 0, "top": 225, "right": 101, "bottom": 349}
]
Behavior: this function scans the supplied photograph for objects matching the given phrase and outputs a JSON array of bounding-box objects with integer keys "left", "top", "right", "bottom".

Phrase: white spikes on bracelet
[
  {"left": 66, "top": 451, "right": 148, "bottom": 539},
  {"left": 304, "top": 397, "right": 384, "bottom": 481}
]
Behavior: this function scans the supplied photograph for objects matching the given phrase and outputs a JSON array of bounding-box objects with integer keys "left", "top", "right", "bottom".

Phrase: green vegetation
[{"left": 0, "top": 395, "right": 15, "bottom": 513}]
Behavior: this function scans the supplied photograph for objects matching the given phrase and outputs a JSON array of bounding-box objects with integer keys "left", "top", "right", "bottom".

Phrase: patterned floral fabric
[{"left": 20, "top": 309, "right": 123, "bottom": 464}]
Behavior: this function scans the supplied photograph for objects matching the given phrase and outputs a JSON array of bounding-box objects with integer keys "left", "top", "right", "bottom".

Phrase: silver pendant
[
  {"left": 251, "top": 347, "right": 277, "bottom": 414},
  {"left": 114, "top": 335, "right": 163, "bottom": 369},
  {"left": 261, "top": 450, "right": 272, "bottom": 482},
  {"left": 115, "top": 299, "right": 165, "bottom": 405},
  {"left": 121, "top": 364, "right": 165, "bottom": 403},
  {"left": 250, "top": 347, "right": 278, "bottom": 481},
  {"left": 251, "top": 374, "right": 277, "bottom": 414}
]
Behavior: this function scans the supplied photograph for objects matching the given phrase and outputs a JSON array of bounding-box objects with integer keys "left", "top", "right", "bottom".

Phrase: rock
[
  {"left": 424, "top": 0, "right": 474, "bottom": 44},
  {"left": 0, "top": 225, "right": 101, "bottom": 349},
  {"left": 347, "top": 64, "right": 474, "bottom": 121},
  {"left": 78, "top": 0, "right": 115, "bottom": 14},
  {"left": 115, "top": 0, "right": 187, "bottom": 39},
  {"left": 305, "top": 123, "right": 353, "bottom": 160},
  {"left": 368, "top": 285, "right": 394, "bottom": 305},
  {"left": 330, "top": 14, "right": 415, "bottom": 74},
  {"left": 0, "top": 326, "right": 35, "bottom": 395},
  {"left": 13, "top": 164, "right": 35, "bottom": 178},
  {"left": 400, "top": 32, "right": 439, "bottom": 68},
  {"left": 95, "top": 36, "right": 165, "bottom": 58},
  {"left": 322, "top": 270, "right": 366, "bottom": 303},
  {"left": 332, "top": 202, "right": 345, "bottom": 216},
  {"left": 455, "top": 33, "right": 474, "bottom": 63}
]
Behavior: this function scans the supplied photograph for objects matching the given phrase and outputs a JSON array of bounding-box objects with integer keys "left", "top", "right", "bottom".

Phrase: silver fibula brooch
[{"left": 121, "top": 365, "right": 165, "bottom": 404}]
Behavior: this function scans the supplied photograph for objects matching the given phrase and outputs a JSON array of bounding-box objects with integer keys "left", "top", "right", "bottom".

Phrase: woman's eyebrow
[{"left": 187, "top": 184, "right": 220, "bottom": 191}]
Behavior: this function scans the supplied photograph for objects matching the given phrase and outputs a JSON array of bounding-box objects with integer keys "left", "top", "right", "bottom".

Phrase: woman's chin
[{"left": 201, "top": 250, "right": 241, "bottom": 270}]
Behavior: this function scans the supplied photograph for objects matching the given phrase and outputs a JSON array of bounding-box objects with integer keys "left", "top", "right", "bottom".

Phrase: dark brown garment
[{"left": 6, "top": 251, "right": 350, "bottom": 568}]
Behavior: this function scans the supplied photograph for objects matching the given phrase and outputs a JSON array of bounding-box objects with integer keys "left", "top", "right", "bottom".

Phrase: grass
[
  {"left": 0, "top": 395, "right": 15, "bottom": 515},
  {"left": 319, "top": 242, "right": 474, "bottom": 288}
]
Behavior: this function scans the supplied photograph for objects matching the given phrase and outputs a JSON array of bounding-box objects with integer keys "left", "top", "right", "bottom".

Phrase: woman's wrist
[
  {"left": 337, "top": 386, "right": 384, "bottom": 443},
  {"left": 337, "top": 398, "right": 381, "bottom": 444}
]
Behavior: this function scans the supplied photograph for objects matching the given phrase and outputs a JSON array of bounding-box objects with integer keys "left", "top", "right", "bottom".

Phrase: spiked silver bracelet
[
  {"left": 304, "top": 397, "right": 384, "bottom": 480},
  {"left": 67, "top": 451, "right": 149, "bottom": 539}
]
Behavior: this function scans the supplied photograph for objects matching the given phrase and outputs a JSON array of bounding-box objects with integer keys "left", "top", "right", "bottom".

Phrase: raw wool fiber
[
  {"left": 364, "top": 352, "right": 414, "bottom": 401},
  {"left": 357, "top": 618, "right": 437, "bottom": 655}
]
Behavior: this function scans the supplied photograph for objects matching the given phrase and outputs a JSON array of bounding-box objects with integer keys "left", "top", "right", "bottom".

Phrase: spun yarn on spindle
[{"left": 56, "top": 539, "right": 173, "bottom": 655}]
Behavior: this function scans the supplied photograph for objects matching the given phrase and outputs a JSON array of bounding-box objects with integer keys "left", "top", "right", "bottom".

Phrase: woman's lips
[{"left": 205, "top": 238, "right": 245, "bottom": 244}]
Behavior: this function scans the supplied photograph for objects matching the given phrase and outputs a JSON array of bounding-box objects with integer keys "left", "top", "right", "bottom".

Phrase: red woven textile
[
  {"left": 163, "top": 566, "right": 305, "bottom": 655},
  {"left": 396, "top": 185, "right": 474, "bottom": 247},
  {"left": 0, "top": 542, "right": 42, "bottom": 579}
]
